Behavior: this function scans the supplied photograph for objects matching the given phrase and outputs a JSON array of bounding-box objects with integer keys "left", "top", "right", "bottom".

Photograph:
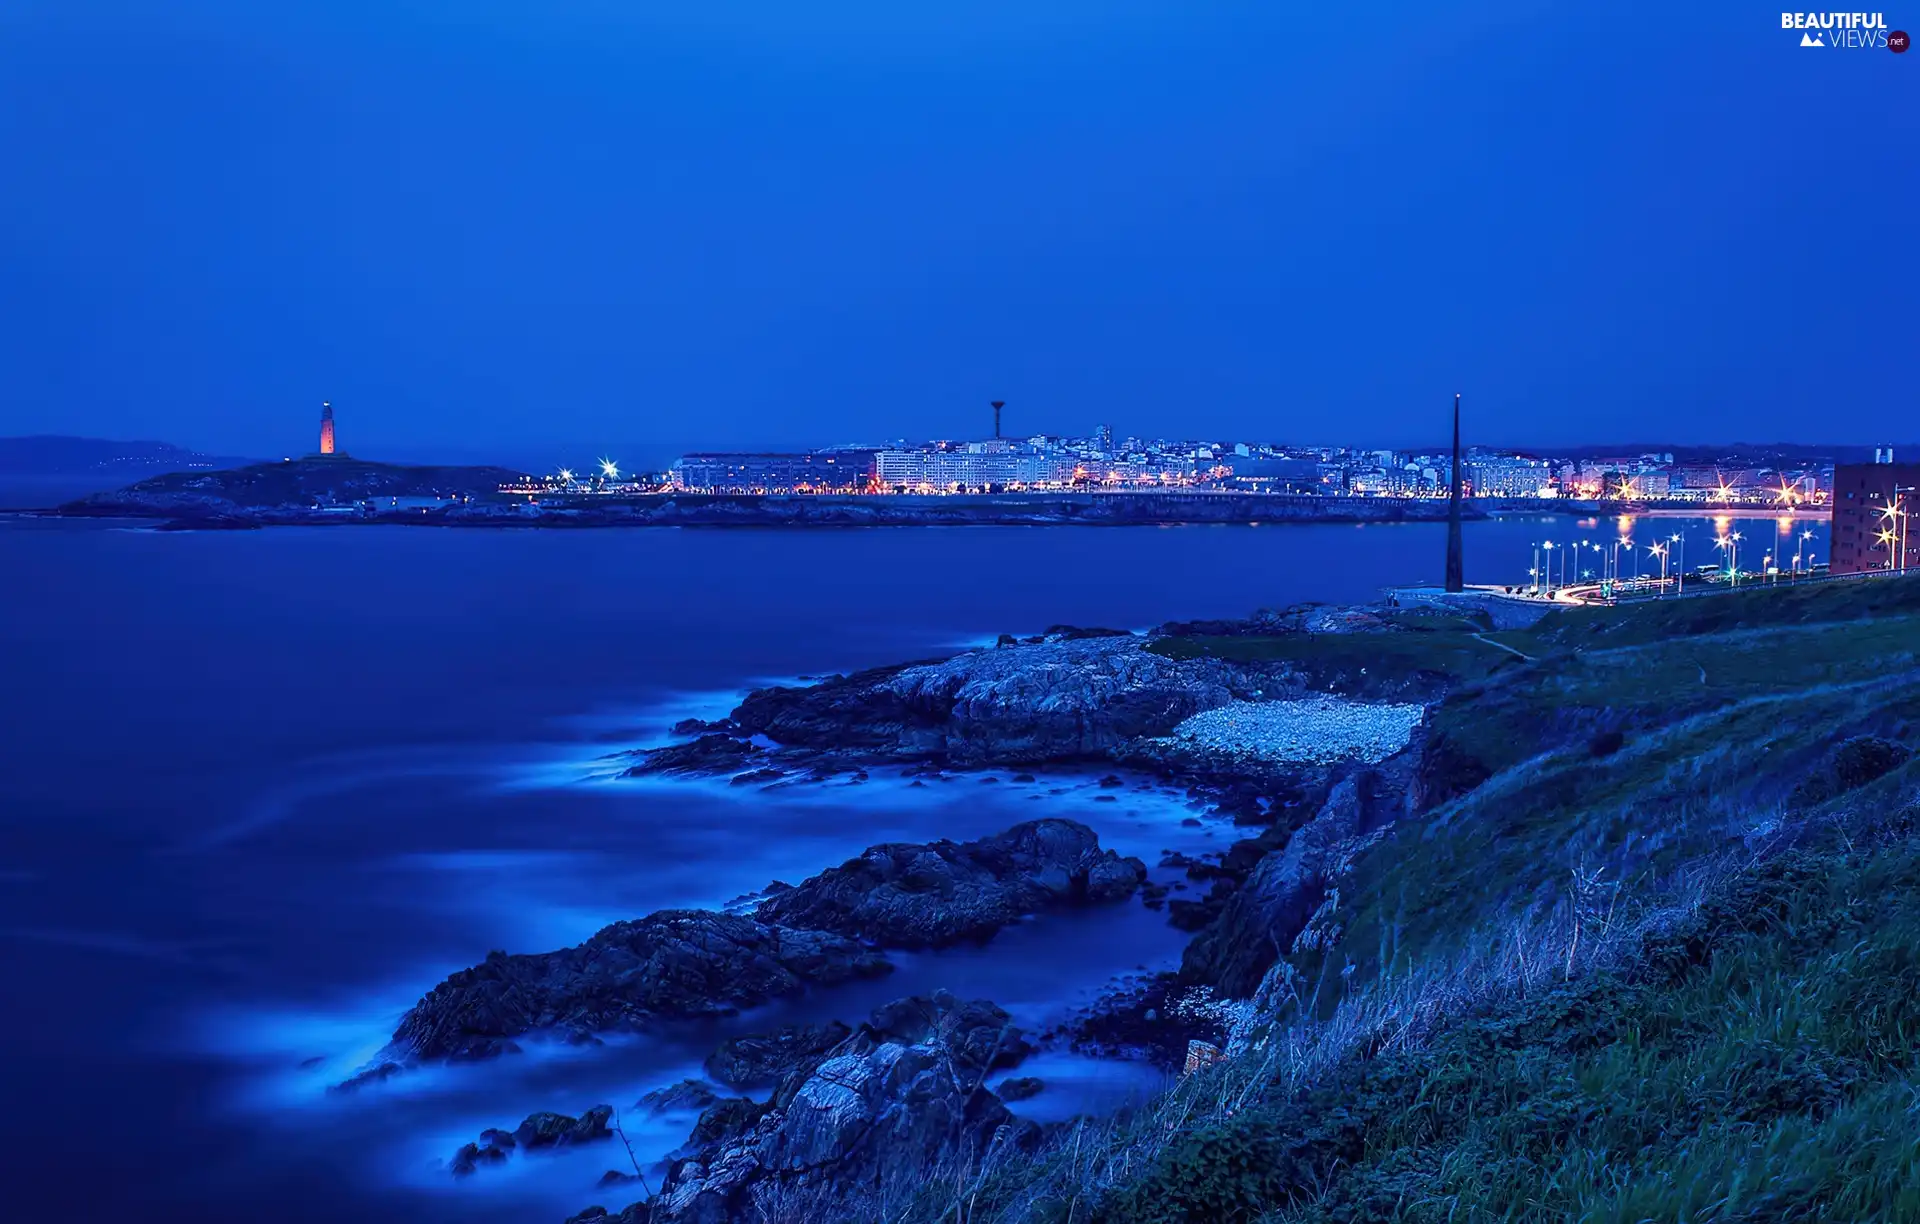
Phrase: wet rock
[
  {"left": 670, "top": 717, "right": 733, "bottom": 736},
  {"left": 516, "top": 1105, "right": 614, "bottom": 1150},
  {"left": 1012, "top": 773, "right": 1036, "bottom": 783},
  {"left": 638, "top": 1080, "right": 720, "bottom": 1115},
  {"left": 328, "top": 1060, "right": 414, "bottom": 1093},
  {"left": 650, "top": 993, "right": 1033, "bottom": 1223},
  {"left": 704, "top": 1021, "right": 851, "bottom": 1089},
  {"left": 727, "top": 767, "right": 784, "bottom": 786},
  {"left": 997, "top": 1076, "right": 1045, "bottom": 1102},
  {"left": 1182, "top": 756, "right": 1417, "bottom": 996},
  {"left": 728, "top": 639, "right": 1260, "bottom": 765},
  {"left": 1098, "top": 774, "right": 1125, "bottom": 788},
  {"left": 754, "top": 819, "right": 1146, "bottom": 948},
  {"left": 865, "top": 992, "right": 1035, "bottom": 1075},
  {"left": 391, "top": 912, "right": 890, "bottom": 1060},
  {"left": 450, "top": 1141, "right": 507, "bottom": 1177},
  {"left": 624, "top": 734, "right": 761, "bottom": 777},
  {"left": 680, "top": 1097, "right": 769, "bottom": 1157}
]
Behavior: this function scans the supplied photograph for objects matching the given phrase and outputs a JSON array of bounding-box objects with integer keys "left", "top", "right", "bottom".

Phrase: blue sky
[{"left": 0, "top": 1, "right": 1912, "bottom": 457}]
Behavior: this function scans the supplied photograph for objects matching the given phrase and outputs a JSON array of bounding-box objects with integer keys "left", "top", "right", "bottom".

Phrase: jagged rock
[
  {"left": 1182, "top": 756, "right": 1416, "bottom": 996},
  {"left": 649, "top": 993, "right": 1035, "bottom": 1223},
  {"left": 625, "top": 734, "right": 761, "bottom": 776},
  {"left": 639, "top": 1080, "right": 721, "bottom": 1115},
  {"left": 755, "top": 819, "right": 1146, "bottom": 948},
  {"left": 450, "top": 1107, "right": 608, "bottom": 1176},
  {"left": 449, "top": 1141, "right": 507, "bottom": 1177},
  {"left": 997, "top": 1076, "right": 1045, "bottom": 1102},
  {"left": 705, "top": 1021, "right": 850, "bottom": 1089},
  {"left": 516, "top": 1105, "right": 614, "bottom": 1150},
  {"left": 679, "top": 1097, "right": 770, "bottom": 1157},
  {"left": 727, "top": 767, "right": 784, "bottom": 786},
  {"left": 327, "top": 1060, "right": 413, "bottom": 1093},
  {"left": 729, "top": 638, "right": 1261, "bottom": 765},
  {"left": 864, "top": 993, "right": 1035, "bottom": 1075},
  {"left": 670, "top": 717, "right": 733, "bottom": 736},
  {"left": 390, "top": 911, "right": 890, "bottom": 1061}
]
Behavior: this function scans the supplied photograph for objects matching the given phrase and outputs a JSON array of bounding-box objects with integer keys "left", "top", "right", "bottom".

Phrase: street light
[
  {"left": 1671, "top": 532, "right": 1686, "bottom": 594},
  {"left": 1542, "top": 540, "right": 1556, "bottom": 596},
  {"left": 1891, "top": 487, "right": 1916, "bottom": 574},
  {"left": 1649, "top": 541, "right": 1669, "bottom": 593}
]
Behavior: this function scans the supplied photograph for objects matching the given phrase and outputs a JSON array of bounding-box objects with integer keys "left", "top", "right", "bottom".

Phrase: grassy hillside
[
  {"left": 850, "top": 575, "right": 1920, "bottom": 1224},
  {"left": 1097, "top": 830, "right": 1920, "bottom": 1223}
]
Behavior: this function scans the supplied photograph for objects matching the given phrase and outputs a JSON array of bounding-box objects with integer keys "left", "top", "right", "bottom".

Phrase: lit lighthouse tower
[{"left": 318, "top": 401, "right": 336, "bottom": 455}]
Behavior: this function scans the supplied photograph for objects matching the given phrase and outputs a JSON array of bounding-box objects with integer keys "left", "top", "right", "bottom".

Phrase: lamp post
[
  {"left": 1650, "top": 541, "right": 1668, "bottom": 593},
  {"left": 1895, "top": 487, "right": 1916, "bottom": 574},
  {"left": 1542, "top": 540, "right": 1555, "bottom": 597}
]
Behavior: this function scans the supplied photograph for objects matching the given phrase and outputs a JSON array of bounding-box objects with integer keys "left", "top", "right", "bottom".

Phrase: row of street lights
[
  {"left": 1529, "top": 527, "right": 1821, "bottom": 599},
  {"left": 1878, "top": 488, "right": 1914, "bottom": 574}
]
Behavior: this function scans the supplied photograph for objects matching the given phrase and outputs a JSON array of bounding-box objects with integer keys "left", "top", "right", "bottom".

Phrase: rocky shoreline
[{"left": 348, "top": 598, "right": 1547, "bottom": 1223}]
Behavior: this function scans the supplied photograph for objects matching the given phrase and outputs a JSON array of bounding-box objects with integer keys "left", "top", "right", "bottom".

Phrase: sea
[{"left": 0, "top": 500, "right": 1829, "bottom": 1223}]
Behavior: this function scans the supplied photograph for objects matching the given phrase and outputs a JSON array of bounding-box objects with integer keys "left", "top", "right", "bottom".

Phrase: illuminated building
[
  {"left": 319, "top": 401, "right": 336, "bottom": 455},
  {"left": 669, "top": 451, "right": 877, "bottom": 492},
  {"left": 1830, "top": 455, "right": 1920, "bottom": 574}
]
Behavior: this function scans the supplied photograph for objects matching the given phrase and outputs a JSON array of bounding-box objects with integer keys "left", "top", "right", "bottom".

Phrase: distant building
[
  {"left": 668, "top": 451, "right": 877, "bottom": 493},
  {"left": 1095, "top": 424, "right": 1114, "bottom": 454},
  {"left": 1467, "top": 455, "right": 1553, "bottom": 498},
  {"left": 1830, "top": 458, "right": 1920, "bottom": 574},
  {"left": 318, "top": 402, "right": 335, "bottom": 455},
  {"left": 875, "top": 446, "right": 1069, "bottom": 490}
]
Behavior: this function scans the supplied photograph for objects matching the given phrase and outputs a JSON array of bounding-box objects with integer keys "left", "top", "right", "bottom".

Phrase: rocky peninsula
[{"left": 341, "top": 591, "right": 1607, "bottom": 1223}]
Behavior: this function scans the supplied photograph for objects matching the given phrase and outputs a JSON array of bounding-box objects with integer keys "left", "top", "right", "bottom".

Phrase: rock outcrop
[
  {"left": 450, "top": 1106, "right": 613, "bottom": 1176},
  {"left": 644, "top": 992, "right": 1038, "bottom": 1224},
  {"left": 1180, "top": 753, "right": 1420, "bottom": 997},
  {"left": 756, "top": 819, "right": 1148, "bottom": 947},
  {"left": 706, "top": 1022, "right": 851, "bottom": 1089},
  {"left": 392, "top": 911, "right": 889, "bottom": 1061},
  {"left": 728, "top": 637, "right": 1262, "bottom": 765},
  {"left": 385, "top": 821, "right": 1137, "bottom": 1065}
]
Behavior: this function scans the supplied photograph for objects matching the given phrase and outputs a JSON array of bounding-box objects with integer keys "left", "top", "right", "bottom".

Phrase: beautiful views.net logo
[{"left": 1781, "top": 12, "right": 1909, "bottom": 49}]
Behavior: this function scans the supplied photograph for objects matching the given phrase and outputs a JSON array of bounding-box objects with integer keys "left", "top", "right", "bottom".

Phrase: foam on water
[{"left": 175, "top": 687, "right": 1240, "bottom": 1221}]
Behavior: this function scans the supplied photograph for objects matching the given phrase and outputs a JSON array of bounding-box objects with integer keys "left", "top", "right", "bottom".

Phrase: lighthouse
[{"left": 318, "top": 401, "right": 336, "bottom": 456}]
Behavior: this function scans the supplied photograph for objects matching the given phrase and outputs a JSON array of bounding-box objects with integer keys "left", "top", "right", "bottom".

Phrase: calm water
[{"left": 0, "top": 510, "right": 1826, "bottom": 1223}]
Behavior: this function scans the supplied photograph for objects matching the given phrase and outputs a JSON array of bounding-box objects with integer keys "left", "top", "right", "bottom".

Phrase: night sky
[{"left": 0, "top": 1, "right": 1912, "bottom": 458}]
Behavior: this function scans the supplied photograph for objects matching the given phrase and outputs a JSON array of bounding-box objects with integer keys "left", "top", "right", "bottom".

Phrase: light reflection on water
[{"left": 185, "top": 732, "right": 1230, "bottom": 1222}]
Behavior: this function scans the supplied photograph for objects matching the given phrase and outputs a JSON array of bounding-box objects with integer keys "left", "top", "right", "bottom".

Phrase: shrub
[{"left": 1831, "top": 735, "right": 1911, "bottom": 792}]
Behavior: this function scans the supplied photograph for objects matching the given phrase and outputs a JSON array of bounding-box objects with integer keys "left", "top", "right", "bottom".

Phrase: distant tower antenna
[
  {"left": 992, "top": 401, "right": 1005, "bottom": 440},
  {"left": 1445, "top": 393, "right": 1465, "bottom": 593}
]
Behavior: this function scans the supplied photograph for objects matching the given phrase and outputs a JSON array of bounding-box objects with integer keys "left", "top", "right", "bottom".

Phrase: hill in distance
[{"left": 0, "top": 435, "right": 258, "bottom": 476}]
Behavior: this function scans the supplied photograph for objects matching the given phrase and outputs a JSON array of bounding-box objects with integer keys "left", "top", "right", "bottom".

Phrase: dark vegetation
[
  {"left": 855, "top": 576, "right": 1920, "bottom": 1224},
  {"left": 1094, "top": 830, "right": 1920, "bottom": 1223}
]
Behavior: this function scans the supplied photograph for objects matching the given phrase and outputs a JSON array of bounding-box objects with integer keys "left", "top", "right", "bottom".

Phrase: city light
[{"left": 598, "top": 458, "right": 620, "bottom": 480}]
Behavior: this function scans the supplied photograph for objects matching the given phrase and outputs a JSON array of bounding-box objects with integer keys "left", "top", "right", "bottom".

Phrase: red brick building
[{"left": 1830, "top": 461, "right": 1920, "bottom": 574}]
